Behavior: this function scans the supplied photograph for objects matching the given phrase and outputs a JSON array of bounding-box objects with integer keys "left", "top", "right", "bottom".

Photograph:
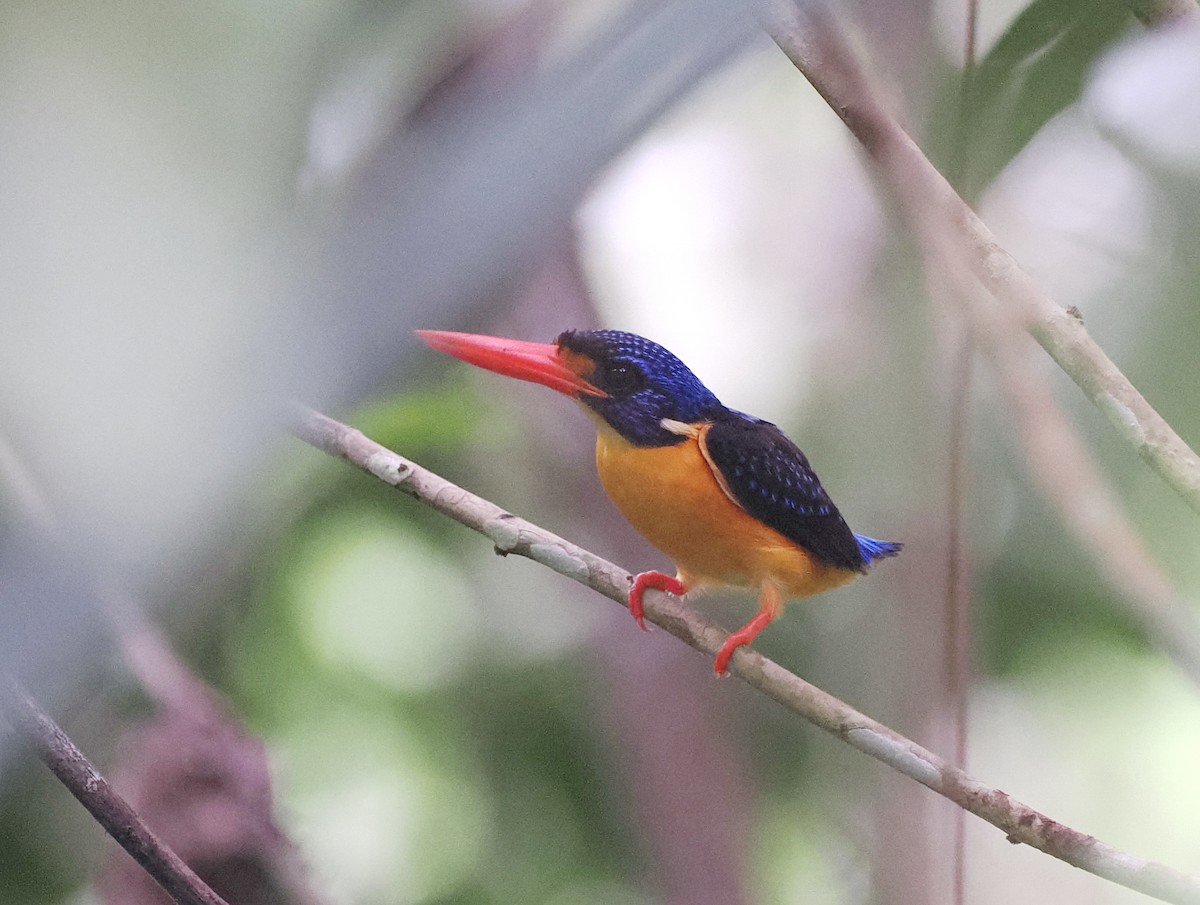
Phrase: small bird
[{"left": 417, "top": 328, "right": 901, "bottom": 675}]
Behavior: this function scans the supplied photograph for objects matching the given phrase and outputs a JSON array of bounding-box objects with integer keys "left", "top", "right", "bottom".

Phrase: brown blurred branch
[
  {"left": 758, "top": 2, "right": 1200, "bottom": 688},
  {"left": 292, "top": 405, "right": 1200, "bottom": 905},
  {"left": 760, "top": 0, "right": 1200, "bottom": 518},
  {"left": 0, "top": 683, "right": 230, "bottom": 905},
  {"left": 0, "top": 437, "right": 328, "bottom": 905}
]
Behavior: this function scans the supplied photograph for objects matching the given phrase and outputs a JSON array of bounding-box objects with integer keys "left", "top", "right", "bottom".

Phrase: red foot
[
  {"left": 713, "top": 608, "right": 776, "bottom": 676},
  {"left": 629, "top": 571, "right": 686, "bottom": 631}
]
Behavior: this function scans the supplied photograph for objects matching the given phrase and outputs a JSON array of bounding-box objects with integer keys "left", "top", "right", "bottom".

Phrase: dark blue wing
[{"left": 701, "top": 412, "right": 868, "bottom": 572}]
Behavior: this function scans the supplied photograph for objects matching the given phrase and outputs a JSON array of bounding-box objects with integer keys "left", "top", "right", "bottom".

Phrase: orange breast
[{"left": 593, "top": 423, "right": 856, "bottom": 599}]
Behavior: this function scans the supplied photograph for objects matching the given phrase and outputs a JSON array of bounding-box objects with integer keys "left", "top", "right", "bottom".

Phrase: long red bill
[{"left": 416, "top": 330, "right": 606, "bottom": 398}]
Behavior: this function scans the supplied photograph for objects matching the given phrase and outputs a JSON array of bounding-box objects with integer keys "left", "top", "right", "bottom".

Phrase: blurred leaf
[
  {"left": 978, "top": 552, "right": 1145, "bottom": 678},
  {"left": 977, "top": 0, "right": 1098, "bottom": 80},
  {"left": 277, "top": 704, "right": 491, "bottom": 904},
  {"left": 286, "top": 510, "right": 483, "bottom": 694},
  {"left": 356, "top": 377, "right": 483, "bottom": 451},
  {"left": 0, "top": 762, "right": 87, "bottom": 905},
  {"left": 936, "top": 0, "right": 1133, "bottom": 195}
]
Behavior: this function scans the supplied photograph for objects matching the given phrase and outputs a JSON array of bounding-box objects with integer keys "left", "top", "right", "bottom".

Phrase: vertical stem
[
  {"left": 947, "top": 4, "right": 980, "bottom": 903},
  {"left": 944, "top": 333, "right": 973, "bottom": 905}
]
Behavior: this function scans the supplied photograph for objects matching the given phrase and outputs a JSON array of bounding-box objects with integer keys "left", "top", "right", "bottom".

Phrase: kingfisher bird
[{"left": 417, "top": 328, "right": 901, "bottom": 675}]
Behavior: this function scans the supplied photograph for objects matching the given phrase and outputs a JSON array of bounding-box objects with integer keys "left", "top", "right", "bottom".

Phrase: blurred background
[{"left": 1, "top": 0, "right": 1199, "bottom": 903}]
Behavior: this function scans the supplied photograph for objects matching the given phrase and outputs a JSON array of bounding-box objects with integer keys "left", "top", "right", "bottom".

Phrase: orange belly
[{"left": 593, "top": 423, "right": 857, "bottom": 599}]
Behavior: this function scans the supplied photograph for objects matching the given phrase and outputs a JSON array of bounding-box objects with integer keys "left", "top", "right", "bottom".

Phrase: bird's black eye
[{"left": 603, "top": 362, "right": 644, "bottom": 397}]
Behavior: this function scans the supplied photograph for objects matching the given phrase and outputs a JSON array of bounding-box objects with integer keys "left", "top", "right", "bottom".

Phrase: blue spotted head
[
  {"left": 416, "top": 328, "right": 724, "bottom": 447},
  {"left": 553, "top": 330, "right": 723, "bottom": 446}
]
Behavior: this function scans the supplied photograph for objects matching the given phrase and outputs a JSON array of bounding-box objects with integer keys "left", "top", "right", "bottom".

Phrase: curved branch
[{"left": 292, "top": 406, "right": 1200, "bottom": 905}]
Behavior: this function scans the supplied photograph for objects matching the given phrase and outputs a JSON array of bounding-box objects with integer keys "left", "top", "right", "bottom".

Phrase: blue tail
[{"left": 855, "top": 534, "right": 903, "bottom": 565}]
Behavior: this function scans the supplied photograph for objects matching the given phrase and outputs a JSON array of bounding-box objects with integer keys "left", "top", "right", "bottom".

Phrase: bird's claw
[
  {"left": 713, "top": 640, "right": 739, "bottom": 677},
  {"left": 711, "top": 604, "right": 776, "bottom": 676},
  {"left": 628, "top": 571, "right": 686, "bottom": 632}
]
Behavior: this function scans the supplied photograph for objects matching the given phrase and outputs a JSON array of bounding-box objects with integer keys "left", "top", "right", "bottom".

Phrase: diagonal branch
[
  {"left": 0, "top": 436, "right": 332, "bottom": 905},
  {"left": 0, "top": 682, "right": 231, "bottom": 905},
  {"left": 757, "top": 1, "right": 1200, "bottom": 687},
  {"left": 759, "top": 0, "right": 1200, "bottom": 517},
  {"left": 291, "top": 406, "right": 1200, "bottom": 905}
]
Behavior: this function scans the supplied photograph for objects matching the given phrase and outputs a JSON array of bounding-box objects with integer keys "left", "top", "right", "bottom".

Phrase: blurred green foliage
[
  {"left": 947, "top": 0, "right": 1133, "bottom": 195},
  {"left": 4, "top": 0, "right": 1200, "bottom": 904}
]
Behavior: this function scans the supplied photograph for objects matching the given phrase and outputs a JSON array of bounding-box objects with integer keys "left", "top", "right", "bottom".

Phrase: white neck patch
[{"left": 660, "top": 418, "right": 701, "bottom": 438}]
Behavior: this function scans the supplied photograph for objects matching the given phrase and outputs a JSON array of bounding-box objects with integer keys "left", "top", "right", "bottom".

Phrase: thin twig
[
  {"left": 0, "top": 438, "right": 332, "bottom": 905},
  {"left": 757, "top": 1, "right": 1200, "bottom": 689},
  {"left": 943, "top": 329, "right": 973, "bottom": 905},
  {"left": 291, "top": 405, "right": 1200, "bottom": 905},
  {"left": 0, "top": 682, "right": 231, "bottom": 905},
  {"left": 946, "top": 2, "right": 981, "bottom": 901}
]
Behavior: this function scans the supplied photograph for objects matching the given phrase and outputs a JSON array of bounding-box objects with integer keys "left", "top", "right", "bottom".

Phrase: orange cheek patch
[{"left": 555, "top": 347, "right": 598, "bottom": 382}]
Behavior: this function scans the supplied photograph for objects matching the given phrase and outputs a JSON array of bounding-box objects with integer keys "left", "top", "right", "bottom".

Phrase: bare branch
[
  {"left": 291, "top": 406, "right": 1200, "bottom": 905},
  {"left": 756, "top": 2, "right": 1200, "bottom": 687},
  {"left": 0, "top": 438, "right": 330, "bottom": 905},
  {"left": 761, "top": 0, "right": 1200, "bottom": 517},
  {"left": 0, "top": 683, "right": 231, "bottom": 905}
]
